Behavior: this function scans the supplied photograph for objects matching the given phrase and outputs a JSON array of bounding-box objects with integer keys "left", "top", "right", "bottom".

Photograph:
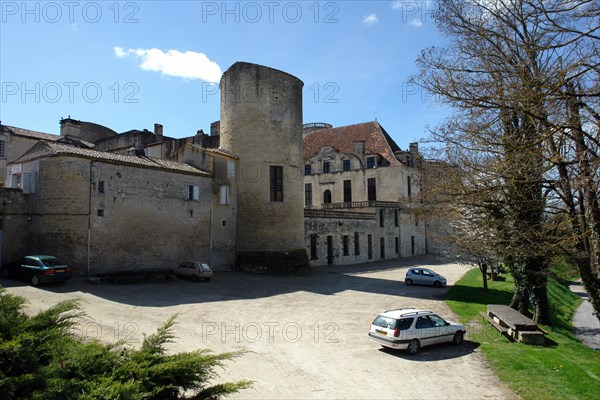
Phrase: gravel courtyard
[{"left": 3, "top": 257, "right": 517, "bottom": 399}]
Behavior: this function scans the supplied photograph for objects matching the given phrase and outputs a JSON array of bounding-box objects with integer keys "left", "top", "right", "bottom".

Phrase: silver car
[
  {"left": 405, "top": 268, "right": 447, "bottom": 287},
  {"left": 173, "top": 261, "right": 213, "bottom": 282}
]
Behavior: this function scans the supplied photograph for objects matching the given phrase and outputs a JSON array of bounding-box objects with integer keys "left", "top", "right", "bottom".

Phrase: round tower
[{"left": 219, "top": 62, "right": 310, "bottom": 274}]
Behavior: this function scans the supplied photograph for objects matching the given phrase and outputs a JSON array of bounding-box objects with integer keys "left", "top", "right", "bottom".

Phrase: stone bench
[{"left": 485, "top": 304, "right": 546, "bottom": 345}]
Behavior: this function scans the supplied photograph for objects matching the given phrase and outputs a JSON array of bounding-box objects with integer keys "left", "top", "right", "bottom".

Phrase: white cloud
[
  {"left": 363, "top": 14, "right": 379, "bottom": 26},
  {"left": 410, "top": 19, "right": 424, "bottom": 28},
  {"left": 391, "top": 1, "right": 403, "bottom": 10},
  {"left": 113, "top": 47, "right": 222, "bottom": 83}
]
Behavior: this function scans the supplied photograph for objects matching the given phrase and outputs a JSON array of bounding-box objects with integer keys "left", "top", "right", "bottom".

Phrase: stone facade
[
  {"left": 0, "top": 188, "right": 30, "bottom": 267},
  {"left": 5, "top": 143, "right": 211, "bottom": 275},
  {"left": 302, "top": 121, "right": 427, "bottom": 266}
]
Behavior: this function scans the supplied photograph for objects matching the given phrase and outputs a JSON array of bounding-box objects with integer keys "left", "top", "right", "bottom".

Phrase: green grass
[{"left": 446, "top": 263, "right": 600, "bottom": 400}]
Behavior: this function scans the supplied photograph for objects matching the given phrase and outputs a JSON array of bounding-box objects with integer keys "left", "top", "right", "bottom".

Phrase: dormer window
[
  {"left": 323, "top": 161, "right": 331, "bottom": 173},
  {"left": 367, "top": 156, "right": 376, "bottom": 169},
  {"left": 342, "top": 159, "right": 351, "bottom": 171}
]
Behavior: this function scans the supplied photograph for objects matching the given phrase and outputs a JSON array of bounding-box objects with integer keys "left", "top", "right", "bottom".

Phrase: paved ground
[
  {"left": 2, "top": 256, "right": 517, "bottom": 399},
  {"left": 569, "top": 280, "right": 600, "bottom": 350}
]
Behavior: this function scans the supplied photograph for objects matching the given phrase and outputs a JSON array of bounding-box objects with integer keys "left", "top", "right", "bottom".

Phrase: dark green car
[{"left": 1, "top": 255, "right": 72, "bottom": 286}]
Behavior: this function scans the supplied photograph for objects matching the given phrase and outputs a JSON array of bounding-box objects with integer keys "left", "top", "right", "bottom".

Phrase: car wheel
[
  {"left": 190, "top": 275, "right": 199, "bottom": 282},
  {"left": 453, "top": 331, "right": 464, "bottom": 345},
  {"left": 405, "top": 279, "right": 413, "bottom": 286},
  {"left": 433, "top": 280, "right": 442, "bottom": 288},
  {"left": 204, "top": 277, "right": 211, "bottom": 282},
  {"left": 31, "top": 275, "right": 40, "bottom": 286},
  {"left": 1, "top": 269, "right": 9, "bottom": 278},
  {"left": 406, "top": 339, "right": 420, "bottom": 355}
]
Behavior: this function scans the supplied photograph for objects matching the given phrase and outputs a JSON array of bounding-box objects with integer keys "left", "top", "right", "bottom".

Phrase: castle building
[
  {"left": 301, "top": 121, "right": 426, "bottom": 266},
  {"left": 1, "top": 62, "right": 428, "bottom": 274}
]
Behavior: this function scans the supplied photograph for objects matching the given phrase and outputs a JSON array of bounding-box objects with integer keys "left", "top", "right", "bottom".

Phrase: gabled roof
[
  {"left": 12, "top": 141, "right": 209, "bottom": 176},
  {"left": 303, "top": 121, "right": 402, "bottom": 165},
  {"left": 1, "top": 125, "right": 59, "bottom": 141}
]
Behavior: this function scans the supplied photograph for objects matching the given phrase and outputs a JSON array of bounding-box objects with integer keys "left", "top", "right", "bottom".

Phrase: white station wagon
[
  {"left": 368, "top": 309, "right": 466, "bottom": 354},
  {"left": 173, "top": 261, "right": 213, "bottom": 282}
]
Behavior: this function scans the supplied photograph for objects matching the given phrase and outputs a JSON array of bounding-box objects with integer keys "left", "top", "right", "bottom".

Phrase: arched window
[{"left": 323, "top": 190, "right": 332, "bottom": 204}]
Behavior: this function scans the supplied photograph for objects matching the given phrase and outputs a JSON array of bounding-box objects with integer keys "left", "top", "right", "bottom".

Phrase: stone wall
[
  {"left": 18, "top": 156, "right": 212, "bottom": 275},
  {"left": 0, "top": 188, "right": 29, "bottom": 266},
  {"left": 304, "top": 207, "right": 426, "bottom": 267}
]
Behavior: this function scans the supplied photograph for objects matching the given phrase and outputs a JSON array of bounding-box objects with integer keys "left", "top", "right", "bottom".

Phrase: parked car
[
  {"left": 368, "top": 308, "right": 466, "bottom": 355},
  {"left": 172, "top": 261, "right": 213, "bottom": 282},
  {"left": 1, "top": 255, "right": 72, "bottom": 286},
  {"left": 405, "top": 268, "right": 447, "bottom": 287}
]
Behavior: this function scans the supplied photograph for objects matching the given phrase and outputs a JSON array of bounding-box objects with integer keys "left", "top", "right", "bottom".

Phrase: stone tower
[{"left": 219, "top": 62, "right": 310, "bottom": 274}]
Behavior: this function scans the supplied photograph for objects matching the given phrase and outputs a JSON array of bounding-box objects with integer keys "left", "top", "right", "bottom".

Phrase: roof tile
[{"left": 303, "top": 121, "right": 402, "bottom": 165}]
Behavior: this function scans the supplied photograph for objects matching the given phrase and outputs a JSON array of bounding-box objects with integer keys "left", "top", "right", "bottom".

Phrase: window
[
  {"left": 98, "top": 181, "right": 105, "bottom": 194},
  {"left": 323, "top": 189, "right": 332, "bottom": 204},
  {"left": 379, "top": 209, "right": 384, "bottom": 227},
  {"left": 188, "top": 185, "right": 200, "bottom": 201},
  {"left": 327, "top": 236, "right": 333, "bottom": 265},
  {"left": 354, "top": 233, "right": 360, "bottom": 255},
  {"left": 97, "top": 209, "right": 104, "bottom": 217},
  {"left": 323, "top": 161, "right": 331, "bottom": 173},
  {"left": 304, "top": 164, "right": 312, "bottom": 175},
  {"left": 227, "top": 160, "right": 235, "bottom": 177},
  {"left": 305, "top": 183, "right": 312, "bottom": 207},
  {"left": 367, "top": 178, "right": 377, "bottom": 201},
  {"left": 394, "top": 209, "right": 399, "bottom": 227},
  {"left": 220, "top": 185, "right": 229, "bottom": 205},
  {"left": 310, "top": 234, "right": 318, "bottom": 260},
  {"left": 415, "top": 216, "right": 419, "bottom": 226},
  {"left": 343, "top": 180, "right": 352, "bottom": 203},
  {"left": 395, "top": 237, "right": 399, "bottom": 254},
  {"left": 367, "top": 156, "right": 376, "bottom": 168},
  {"left": 0, "top": 137, "right": 6, "bottom": 158},
  {"left": 368, "top": 234, "right": 373, "bottom": 260},
  {"left": 342, "top": 235, "right": 349, "bottom": 256},
  {"left": 270, "top": 166, "right": 283, "bottom": 202},
  {"left": 380, "top": 237, "right": 385, "bottom": 259},
  {"left": 407, "top": 176, "right": 412, "bottom": 198},
  {"left": 411, "top": 235, "right": 415, "bottom": 255},
  {"left": 416, "top": 316, "right": 433, "bottom": 329},
  {"left": 342, "top": 159, "right": 351, "bottom": 171}
]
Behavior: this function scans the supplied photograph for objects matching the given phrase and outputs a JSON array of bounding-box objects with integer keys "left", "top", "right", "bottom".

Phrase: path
[{"left": 569, "top": 280, "right": 600, "bottom": 350}]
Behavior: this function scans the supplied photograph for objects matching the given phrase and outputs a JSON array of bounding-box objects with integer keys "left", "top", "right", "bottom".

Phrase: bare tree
[{"left": 413, "top": 0, "right": 599, "bottom": 323}]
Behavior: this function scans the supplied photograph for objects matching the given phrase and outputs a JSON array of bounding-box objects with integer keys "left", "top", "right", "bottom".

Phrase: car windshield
[{"left": 40, "top": 258, "right": 64, "bottom": 267}]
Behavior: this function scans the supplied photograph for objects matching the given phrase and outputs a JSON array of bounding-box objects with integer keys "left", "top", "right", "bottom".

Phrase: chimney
[
  {"left": 60, "top": 117, "right": 81, "bottom": 138},
  {"left": 354, "top": 140, "right": 366, "bottom": 167},
  {"left": 210, "top": 121, "right": 220, "bottom": 136},
  {"left": 408, "top": 142, "right": 419, "bottom": 167},
  {"left": 195, "top": 130, "right": 205, "bottom": 147},
  {"left": 154, "top": 123, "right": 163, "bottom": 141}
]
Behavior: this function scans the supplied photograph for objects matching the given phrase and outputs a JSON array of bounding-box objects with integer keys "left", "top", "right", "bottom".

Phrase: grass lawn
[{"left": 446, "top": 261, "right": 600, "bottom": 400}]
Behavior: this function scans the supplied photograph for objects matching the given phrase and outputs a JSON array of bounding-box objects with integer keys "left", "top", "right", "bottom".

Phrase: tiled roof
[
  {"left": 13, "top": 141, "right": 209, "bottom": 176},
  {"left": 303, "top": 121, "right": 402, "bottom": 165},
  {"left": 2, "top": 125, "right": 59, "bottom": 141}
]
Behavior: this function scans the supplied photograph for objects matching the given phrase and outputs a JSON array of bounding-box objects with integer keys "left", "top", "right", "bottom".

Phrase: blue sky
[{"left": 1, "top": 0, "right": 447, "bottom": 150}]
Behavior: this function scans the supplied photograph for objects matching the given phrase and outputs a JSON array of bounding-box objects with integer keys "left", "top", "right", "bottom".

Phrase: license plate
[
  {"left": 55, "top": 269, "right": 65, "bottom": 273},
  {"left": 375, "top": 329, "right": 387, "bottom": 336}
]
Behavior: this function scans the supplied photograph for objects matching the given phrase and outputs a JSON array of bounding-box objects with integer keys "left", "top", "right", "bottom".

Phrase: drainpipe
[{"left": 87, "top": 161, "right": 95, "bottom": 275}]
